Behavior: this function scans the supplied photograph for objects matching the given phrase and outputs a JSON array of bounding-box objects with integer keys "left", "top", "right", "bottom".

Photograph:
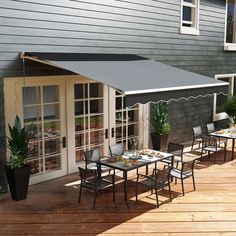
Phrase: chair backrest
[
  {"left": 167, "top": 142, "right": 184, "bottom": 162},
  {"left": 206, "top": 123, "right": 215, "bottom": 135},
  {"left": 84, "top": 149, "right": 100, "bottom": 168},
  {"left": 78, "top": 167, "right": 97, "bottom": 183},
  {"left": 109, "top": 143, "right": 124, "bottom": 156},
  {"left": 193, "top": 126, "right": 202, "bottom": 137},
  {"left": 202, "top": 136, "right": 217, "bottom": 149}
]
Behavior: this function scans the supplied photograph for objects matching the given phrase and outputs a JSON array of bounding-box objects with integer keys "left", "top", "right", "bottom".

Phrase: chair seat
[
  {"left": 203, "top": 146, "right": 224, "bottom": 153},
  {"left": 83, "top": 178, "right": 114, "bottom": 191},
  {"left": 170, "top": 168, "right": 193, "bottom": 179},
  {"left": 139, "top": 176, "right": 169, "bottom": 189},
  {"left": 138, "top": 173, "right": 169, "bottom": 189},
  {"left": 86, "top": 163, "right": 111, "bottom": 171}
]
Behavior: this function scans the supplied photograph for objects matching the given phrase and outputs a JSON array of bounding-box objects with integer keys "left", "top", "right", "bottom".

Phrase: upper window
[
  {"left": 225, "top": 0, "right": 236, "bottom": 50},
  {"left": 180, "top": 0, "right": 200, "bottom": 35}
]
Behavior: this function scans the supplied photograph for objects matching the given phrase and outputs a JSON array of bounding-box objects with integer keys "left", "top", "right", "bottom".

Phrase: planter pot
[
  {"left": 5, "top": 164, "right": 30, "bottom": 201},
  {"left": 151, "top": 132, "right": 168, "bottom": 151}
]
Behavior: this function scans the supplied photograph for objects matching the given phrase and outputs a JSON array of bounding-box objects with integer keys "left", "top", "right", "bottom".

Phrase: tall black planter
[
  {"left": 151, "top": 132, "right": 168, "bottom": 151},
  {"left": 5, "top": 164, "right": 30, "bottom": 201}
]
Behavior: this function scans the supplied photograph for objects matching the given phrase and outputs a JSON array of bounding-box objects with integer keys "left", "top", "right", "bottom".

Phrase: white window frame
[
  {"left": 224, "top": 0, "right": 236, "bottom": 51},
  {"left": 180, "top": 0, "right": 200, "bottom": 35},
  {"left": 213, "top": 74, "right": 234, "bottom": 121}
]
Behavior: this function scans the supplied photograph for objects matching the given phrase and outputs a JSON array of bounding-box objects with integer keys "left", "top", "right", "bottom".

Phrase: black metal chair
[
  {"left": 78, "top": 166, "right": 115, "bottom": 208},
  {"left": 135, "top": 157, "right": 173, "bottom": 208},
  {"left": 160, "top": 142, "right": 184, "bottom": 166},
  {"left": 169, "top": 158, "right": 196, "bottom": 196},
  {"left": 84, "top": 148, "right": 114, "bottom": 177},
  {"left": 191, "top": 126, "right": 203, "bottom": 150},
  {"left": 201, "top": 136, "right": 226, "bottom": 164},
  {"left": 206, "top": 123, "right": 227, "bottom": 148},
  {"left": 109, "top": 143, "right": 124, "bottom": 157}
]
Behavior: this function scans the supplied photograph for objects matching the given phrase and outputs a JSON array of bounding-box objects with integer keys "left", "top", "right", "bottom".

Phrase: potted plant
[
  {"left": 5, "top": 115, "right": 31, "bottom": 201},
  {"left": 150, "top": 102, "right": 171, "bottom": 151}
]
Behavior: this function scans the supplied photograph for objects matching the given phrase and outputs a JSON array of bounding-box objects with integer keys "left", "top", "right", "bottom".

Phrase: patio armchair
[
  {"left": 169, "top": 158, "right": 196, "bottom": 196},
  {"left": 135, "top": 158, "right": 173, "bottom": 208},
  {"left": 158, "top": 142, "right": 184, "bottom": 166},
  {"left": 201, "top": 136, "right": 226, "bottom": 164},
  {"left": 191, "top": 125, "right": 203, "bottom": 150},
  {"left": 206, "top": 123, "right": 227, "bottom": 148},
  {"left": 84, "top": 149, "right": 113, "bottom": 175},
  {"left": 78, "top": 166, "right": 115, "bottom": 208}
]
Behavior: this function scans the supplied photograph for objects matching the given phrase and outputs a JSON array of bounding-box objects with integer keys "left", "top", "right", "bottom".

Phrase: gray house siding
[{"left": 0, "top": 0, "right": 234, "bottom": 188}]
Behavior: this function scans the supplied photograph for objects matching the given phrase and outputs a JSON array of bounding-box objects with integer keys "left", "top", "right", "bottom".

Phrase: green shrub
[
  {"left": 6, "top": 115, "right": 31, "bottom": 170},
  {"left": 150, "top": 102, "right": 171, "bottom": 135}
]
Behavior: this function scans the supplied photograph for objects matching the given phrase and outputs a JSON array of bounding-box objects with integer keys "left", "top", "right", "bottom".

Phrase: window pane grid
[
  {"left": 23, "top": 85, "right": 62, "bottom": 176},
  {"left": 115, "top": 90, "right": 139, "bottom": 150},
  {"left": 74, "top": 82, "right": 104, "bottom": 162},
  {"left": 181, "top": 0, "right": 199, "bottom": 34}
]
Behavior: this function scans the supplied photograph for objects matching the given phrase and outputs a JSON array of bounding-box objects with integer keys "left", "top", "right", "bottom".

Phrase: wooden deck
[{"left": 1, "top": 148, "right": 236, "bottom": 235}]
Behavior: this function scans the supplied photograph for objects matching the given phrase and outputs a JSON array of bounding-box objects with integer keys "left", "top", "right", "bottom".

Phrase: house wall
[{"left": 0, "top": 0, "right": 234, "bottom": 188}]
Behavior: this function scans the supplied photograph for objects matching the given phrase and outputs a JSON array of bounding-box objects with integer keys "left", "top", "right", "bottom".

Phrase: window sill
[
  {"left": 180, "top": 27, "right": 199, "bottom": 35},
  {"left": 224, "top": 44, "right": 236, "bottom": 51}
]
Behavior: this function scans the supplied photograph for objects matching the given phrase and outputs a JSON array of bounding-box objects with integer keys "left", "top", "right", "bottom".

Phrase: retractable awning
[{"left": 22, "top": 53, "right": 228, "bottom": 106}]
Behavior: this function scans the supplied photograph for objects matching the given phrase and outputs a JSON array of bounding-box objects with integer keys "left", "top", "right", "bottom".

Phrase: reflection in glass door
[
  {"left": 74, "top": 82, "right": 105, "bottom": 163},
  {"left": 22, "top": 85, "right": 65, "bottom": 182}
]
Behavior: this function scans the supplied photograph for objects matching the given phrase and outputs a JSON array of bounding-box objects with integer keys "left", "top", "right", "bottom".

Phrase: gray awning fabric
[{"left": 23, "top": 53, "right": 228, "bottom": 106}]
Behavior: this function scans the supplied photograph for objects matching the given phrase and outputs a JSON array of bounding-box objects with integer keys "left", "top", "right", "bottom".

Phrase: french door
[
  {"left": 13, "top": 77, "right": 67, "bottom": 185},
  {"left": 4, "top": 75, "right": 141, "bottom": 184},
  {"left": 67, "top": 78, "right": 141, "bottom": 173}
]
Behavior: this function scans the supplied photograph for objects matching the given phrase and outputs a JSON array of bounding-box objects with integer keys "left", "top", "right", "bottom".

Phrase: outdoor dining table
[
  {"left": 210, "top": 128, "right": 236, "bottom": 160},
  {"left": 99, "top": 150, "right": 173, "bottom": 201}
]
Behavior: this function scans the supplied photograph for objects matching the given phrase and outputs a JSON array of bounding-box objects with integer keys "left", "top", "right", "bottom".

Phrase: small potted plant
[
  {"left": 150, "top": 102, "right": 171, "bottom": 151},
  {"left": 5, "top": 115, "right": 31, "bottom": 201}
]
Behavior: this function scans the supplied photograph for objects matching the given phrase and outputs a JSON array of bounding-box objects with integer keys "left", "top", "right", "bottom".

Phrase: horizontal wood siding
[{"left": 0, "top": 0, "right": 233, "bottom": 187}]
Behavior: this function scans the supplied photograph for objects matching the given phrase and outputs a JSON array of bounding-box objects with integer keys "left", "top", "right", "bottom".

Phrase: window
[
  {"left": 180, "top": 0, "right": 200, "bottom": 35},
  {"left": 213, "top": 74, "right": 234, "bottom": 121},
  {"left": 225, "top": 0, "right": 236, "bottom": 50}
]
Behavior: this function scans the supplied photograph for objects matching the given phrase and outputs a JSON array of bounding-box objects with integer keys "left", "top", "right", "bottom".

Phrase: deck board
[{"left": 1, "top": 150, "right": 236, "bottom": 235}]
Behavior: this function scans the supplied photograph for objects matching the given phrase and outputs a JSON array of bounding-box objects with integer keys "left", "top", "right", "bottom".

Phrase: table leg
[
  {"left": 232, "top": 139, "right": 235, "bottom": 160},
  {"left": 124, "top": 171, "right": 128, "bottom": 201}
]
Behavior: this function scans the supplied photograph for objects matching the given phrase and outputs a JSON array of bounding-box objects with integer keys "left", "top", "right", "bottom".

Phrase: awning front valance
[{"left": 22, "top": 52, "right": 228, "bottom": 106}]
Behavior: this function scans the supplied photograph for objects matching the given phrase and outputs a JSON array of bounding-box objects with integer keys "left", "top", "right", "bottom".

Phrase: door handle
[
  {"left": 111, "top": 128, "right": 115, "bottom": 138},
  {"left": 105, "top": 129, "right": 108, "bottom": 139},
  {"left": 62, "top": 136, "right": 66, "bottom": 148}
]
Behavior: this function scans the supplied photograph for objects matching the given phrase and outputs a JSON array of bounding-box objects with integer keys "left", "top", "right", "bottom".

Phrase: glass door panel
[
  {"left": 74, "top": 82, "right": 105, "bottom": 163},
  {"left": 114, "top": 90, "right": 139, "bottom": 150},
  {"left": 23, "top": 85, "right": 64, "bottom": 177}
]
